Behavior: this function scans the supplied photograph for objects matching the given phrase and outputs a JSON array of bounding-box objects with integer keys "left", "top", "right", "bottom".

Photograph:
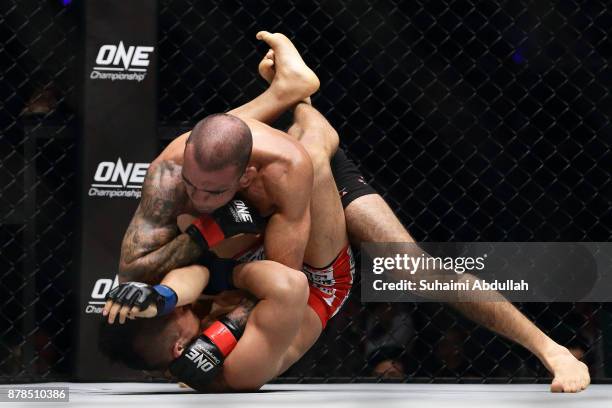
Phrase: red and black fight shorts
[{"left": 234, "top": 244, "right": 355, "bottom": 329}]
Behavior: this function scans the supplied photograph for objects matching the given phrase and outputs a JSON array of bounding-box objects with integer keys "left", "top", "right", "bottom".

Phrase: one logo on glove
[
  {"left": 229, "top": 200, "right": 253, "bottom": 223},
  {"left": 186, "top": 344, "right": 221, "bottom": 372}
]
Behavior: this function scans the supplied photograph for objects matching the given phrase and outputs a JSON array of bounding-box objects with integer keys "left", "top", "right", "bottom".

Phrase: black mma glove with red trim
[
  {"left": 186, "top": 198, "right": 264, "bottom": 250},
  {"left": 168, "top": 317, "right": 243, "bottom": 391}
]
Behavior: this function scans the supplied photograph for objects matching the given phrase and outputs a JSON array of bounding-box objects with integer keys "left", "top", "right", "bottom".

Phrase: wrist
[
  {"left": 219, "top": 316, "right": 244, "bottom": 339},
  {"left": 153, "top": 284, "right": 178, "bottom": 316},
  {"left": 203, "top": 319, "right": 241, "bottom": 357},
  {"left": 187, "top": 216, "right": 225, "bottom": 250},
  {"left": 533, "top": 336, "right": 566, "bottom": 365}
]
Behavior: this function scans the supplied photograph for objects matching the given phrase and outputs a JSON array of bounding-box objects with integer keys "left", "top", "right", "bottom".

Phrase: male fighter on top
[
  {"left": 102, "top": 32, "right": 589, "bottom": 393},
  {"left": 102, "top": 31, "right": 352, "bottom": 391},
  {"left": 102, "top": 95, "right": 352, "bottom": 391}
]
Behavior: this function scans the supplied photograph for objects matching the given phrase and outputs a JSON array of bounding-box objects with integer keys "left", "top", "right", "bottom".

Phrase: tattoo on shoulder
[{"left": 140, "top": 160, "right": 185, "bottom": 222}]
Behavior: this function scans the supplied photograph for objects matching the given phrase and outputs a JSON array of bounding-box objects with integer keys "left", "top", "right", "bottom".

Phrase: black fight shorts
[{"left": 330, "top": 148, "right": 377, "bottom": 208}]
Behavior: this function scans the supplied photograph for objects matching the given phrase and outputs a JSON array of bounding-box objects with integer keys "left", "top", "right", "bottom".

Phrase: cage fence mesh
[
  {"left": 0, "top": 0, "right": 79, "bottom": 381},
  {"left": 158, "top": 0, "right": 612, "bottom": 382},
  {"left": 0, "top": 0, "right": 610, "bottom": 383}
]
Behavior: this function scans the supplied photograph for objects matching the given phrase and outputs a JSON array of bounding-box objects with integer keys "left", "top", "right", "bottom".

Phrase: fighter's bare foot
[
  {"left": 256, "top": 31, "right": 319, "bottom": 101},
  {"left": 258, "top": 49, "right": 311, "bottom": 105},
  {"left": 258, "top": 49, "right": 276, "bottom": 84},
  {"left": 543, "top": 344, "right": 590, "bottom": 393}
]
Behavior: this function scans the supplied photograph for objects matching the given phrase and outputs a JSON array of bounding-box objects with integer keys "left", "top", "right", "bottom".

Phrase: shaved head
[{"left": 186, "top": 113, "right": 252, "bottom": 173}]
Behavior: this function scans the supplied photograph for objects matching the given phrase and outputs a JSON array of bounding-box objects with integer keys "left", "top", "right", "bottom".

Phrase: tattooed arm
[{"left": 118, "top": 160, "right": 203, "bottom": 283}]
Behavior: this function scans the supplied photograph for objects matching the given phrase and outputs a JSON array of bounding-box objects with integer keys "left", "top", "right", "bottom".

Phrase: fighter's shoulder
[
  {"left": 144, "top": 159, "right": 184, "bottom": 191},
  {"left": 259, "top": 155, "right": 312, "bottom": 208},
  {"left": 251, "top": 128, "right": 311, "bottom": 172},
  {"left": 139, "top": 159, "right": 187, "bottom": 218},
  {"left": 157, "top": 131, "right": 190, "bottom": 163},
  {"left": 244, "top": 118, "right": 312, "bottom": 187}
]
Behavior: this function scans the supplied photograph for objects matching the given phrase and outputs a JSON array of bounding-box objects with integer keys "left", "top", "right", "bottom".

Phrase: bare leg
[
  {"left": 255, "top": 103, "right": 354, "bottom": 373},
  {"left": 256, "top": 52, "right": 350, "bottom": 368},
  {"left": 257, "top": 36, "right": 348, "bottom": 265},
  {"left": 288, "top": 102, "right": 348, "bottom": 266},
  {"left": 257, "top": 102, "right": 352, "bottom": 373},
  {"left": 344, "top": 194, "right": 590, "bottom": 392},
  {"left": 344, "top": 194, "right": 415, "bottom": 244},
  {"left": 221, "top": 261, "right": 309, "bottom": 390},
  {"left": 277, "top": 307, "right": 322, "bottom": 373}
]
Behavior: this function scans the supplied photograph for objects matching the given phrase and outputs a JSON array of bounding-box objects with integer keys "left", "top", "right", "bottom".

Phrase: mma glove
[
  {"left": 186, "top": 198, "right": 265, "bottom": 250},
  {"left": 105, "top": 282, "right": 178, "bottom": 316},
  {"left": 169, "top": 317, "right": 243, "bottom": 391}
]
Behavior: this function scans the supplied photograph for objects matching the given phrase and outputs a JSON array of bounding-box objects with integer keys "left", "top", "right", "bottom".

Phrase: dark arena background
[{"left": 1, "top": 0, "right": 612, "bottom": 396}]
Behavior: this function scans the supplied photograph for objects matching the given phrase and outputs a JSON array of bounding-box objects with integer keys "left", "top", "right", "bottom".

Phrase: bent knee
[
  {"left": 302, "top": 128, "right": 339, "bottom": 163},
  {"left": 276, "top": 266, "right": 309, "bottom": 306},
  {"left": 257, "top": 261, "right": 309, "bottom": 305}
]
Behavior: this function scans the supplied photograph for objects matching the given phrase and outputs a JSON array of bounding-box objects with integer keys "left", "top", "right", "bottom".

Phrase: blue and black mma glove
[
  {"left": 105, "top": 282, "right": 178, "bottom": 316},
  {"left": 169, "top": 316, "right": 243, "bottom": 391}
]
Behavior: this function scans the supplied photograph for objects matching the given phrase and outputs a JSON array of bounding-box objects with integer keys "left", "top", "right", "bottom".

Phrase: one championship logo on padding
[
  {"left": 84, "top": 276, "right": 119, "bottom": 314},
  {"left": 88, "top": 158, "right": 150, "bottom": 199},
  {"left": 90, "top": 41, "right": 154, "bottom": 82}
]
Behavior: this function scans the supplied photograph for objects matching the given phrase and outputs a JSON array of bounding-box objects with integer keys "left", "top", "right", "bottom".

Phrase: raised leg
[
  {"left": 220, "top": 260, "right": 309, "bottom": 390},
  {"left": 227, "top": 32, "right": 319, "bottom": 124}
]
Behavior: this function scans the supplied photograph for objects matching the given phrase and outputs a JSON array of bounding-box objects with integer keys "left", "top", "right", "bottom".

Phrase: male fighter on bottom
[{"left": 102, "top": 33, "right": 589, "bottom": 393}]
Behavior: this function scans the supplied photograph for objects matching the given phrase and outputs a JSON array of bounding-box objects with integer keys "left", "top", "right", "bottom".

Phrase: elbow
[
  {"left": 117, "top": 261, "right": 136, "bottom": 283},
  {"left": 117, "top": 259, "right": 153, "bottom": 283}
]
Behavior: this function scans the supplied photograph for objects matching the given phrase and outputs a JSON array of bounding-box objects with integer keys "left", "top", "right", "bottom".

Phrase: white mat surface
[{"left": 0, "top": 382, "right": 610, "bottom": 408}]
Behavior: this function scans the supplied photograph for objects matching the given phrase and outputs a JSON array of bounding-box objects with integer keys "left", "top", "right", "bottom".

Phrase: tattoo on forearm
[
  {"left": 120, "top": 233, "right": 203, "bottom": 282},
  {"left": 119, "top": 160, "right": 202, "bottom": 282},
  {"left": 225, "top": 295, "right": 257, "bottom": 332}
]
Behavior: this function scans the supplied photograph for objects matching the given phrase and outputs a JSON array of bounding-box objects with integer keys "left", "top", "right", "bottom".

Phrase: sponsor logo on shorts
[
  {"left": 84, "top": 276, "right": 119, "bottom": 314},
  {"left": 90, "top": 42, "right": 154, "bottom": 82},
  {"left": 88, "top": 158, "right": 149, "bottom": 199}
]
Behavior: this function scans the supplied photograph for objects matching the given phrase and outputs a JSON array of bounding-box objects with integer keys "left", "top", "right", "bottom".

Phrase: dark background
[{"left": 1, "top": 0, "right": 611, "bottom": 382}]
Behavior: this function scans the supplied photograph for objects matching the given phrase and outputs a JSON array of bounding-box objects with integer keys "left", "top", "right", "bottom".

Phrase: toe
[
  {"left": 550, "top": 379, "right": 563, "bottom": 393},
  {"left": 257, "top": 32, "right": 289, "bottom": 49},
  {"left": 256, "top": 31, "right": 270, "bottom": 40}
]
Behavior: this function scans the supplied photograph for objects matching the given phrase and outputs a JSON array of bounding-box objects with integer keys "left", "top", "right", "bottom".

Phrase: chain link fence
[
  {"left": 0, "top": 1, "right": 79, "bottom": 381},
  {"left": 159, "top": 0, "right": 611, "bottom": 382},
  {"left": 0, "top": 0, "right": 610, "bottom": 383}
]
